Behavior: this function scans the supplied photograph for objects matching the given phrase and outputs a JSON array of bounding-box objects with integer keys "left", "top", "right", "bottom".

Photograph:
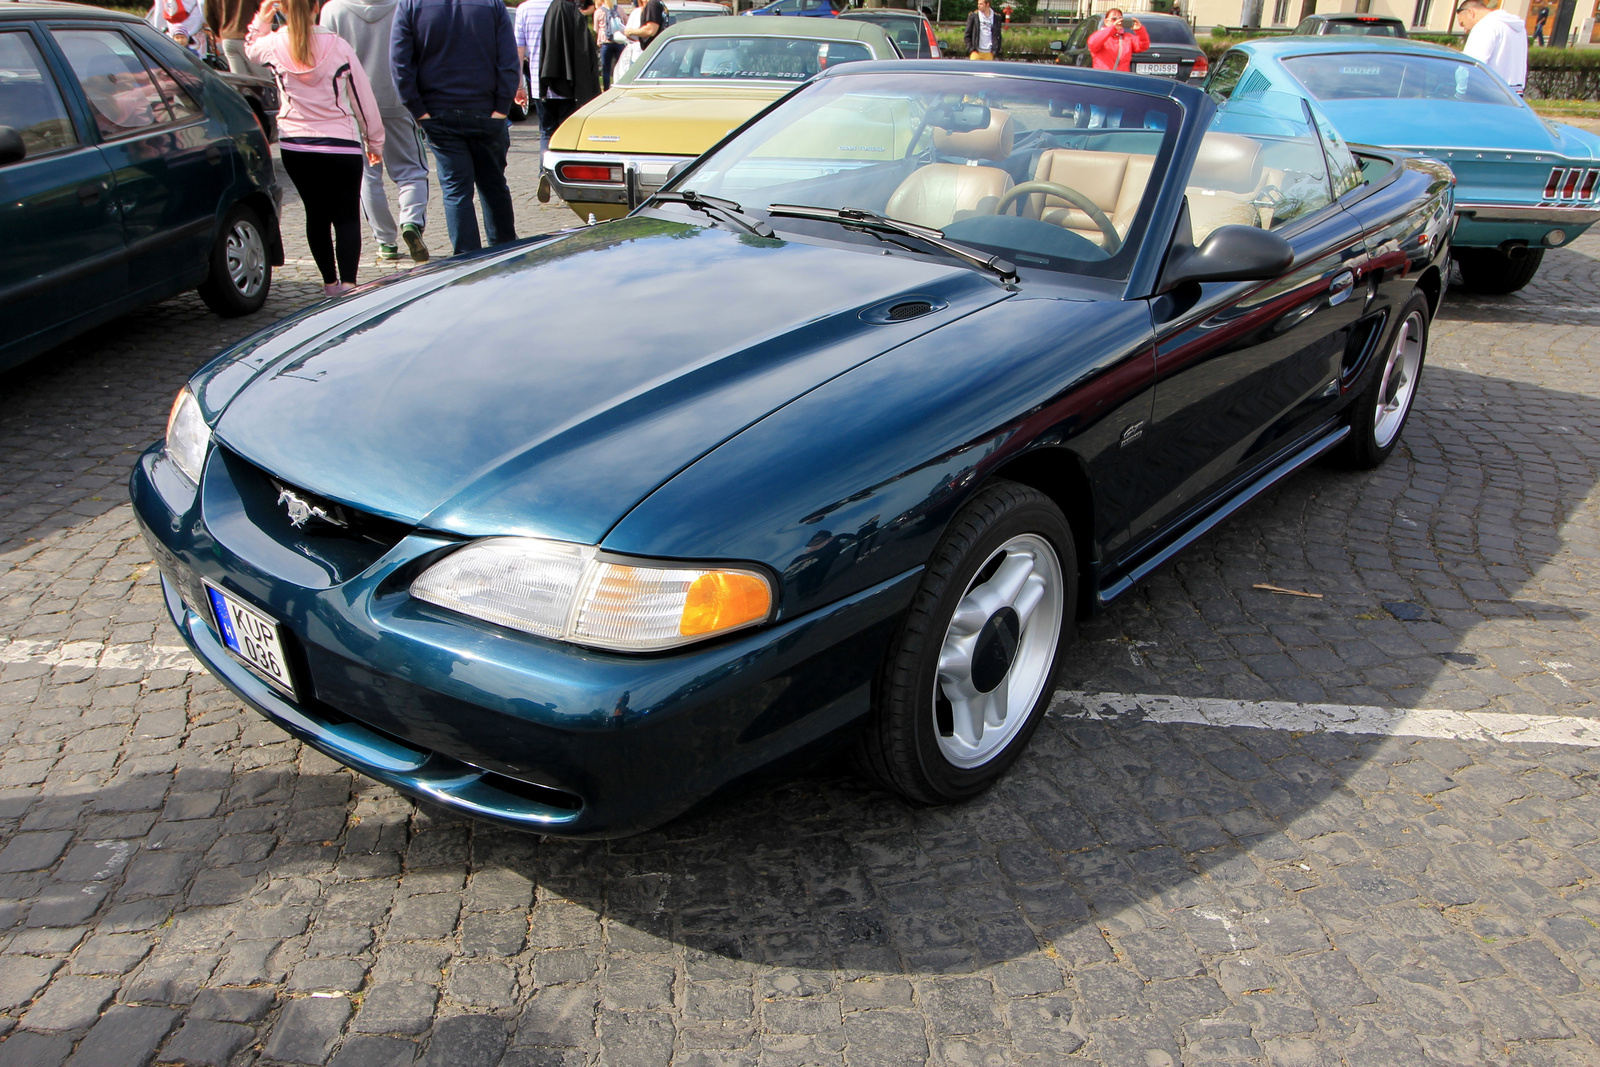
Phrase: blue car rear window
[{"left": 1282, "top": 52, "right": 1518, "bottom": 106}]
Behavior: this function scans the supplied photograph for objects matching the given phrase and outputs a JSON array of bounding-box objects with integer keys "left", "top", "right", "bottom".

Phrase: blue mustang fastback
[
  {"left": 131, "top": 62, "right": 1453, "bottom": 837},
  {"left": 1207, "top": 36, "right": 1600, "bottom": 294}
]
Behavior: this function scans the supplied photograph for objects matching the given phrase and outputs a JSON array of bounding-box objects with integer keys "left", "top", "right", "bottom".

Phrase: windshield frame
[{"left": 654, "top": 66, "right": 1199, "bottom": 290}]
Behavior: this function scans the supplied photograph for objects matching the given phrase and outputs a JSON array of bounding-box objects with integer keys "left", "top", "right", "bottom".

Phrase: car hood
[
  {"left": 206, "top": 217, "right": 1007, "bottom": 545},
  {"left": 1322, "top": 99, "right": 1595, "bottom": 159},
  {"left": 553, "top": 85, "right": 792, "bottom": 155}
]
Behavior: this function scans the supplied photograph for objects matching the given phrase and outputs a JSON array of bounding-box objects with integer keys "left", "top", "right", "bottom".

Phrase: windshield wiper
[
  {"left": 650, "top": 190, "right": 774, "bottom": 238},
  {"left": 766, "top": 204, "right": 1018, "bottom": 285}
]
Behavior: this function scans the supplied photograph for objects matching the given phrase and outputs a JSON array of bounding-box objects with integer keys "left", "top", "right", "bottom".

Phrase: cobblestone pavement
[{"left": 5, "top": 124, "right": 1600, "bottom": 1065}]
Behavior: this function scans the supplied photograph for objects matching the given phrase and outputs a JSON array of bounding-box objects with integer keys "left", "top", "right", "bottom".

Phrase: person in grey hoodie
[{"left": 320, "top": 0, "right": 431, "bottom": 262}]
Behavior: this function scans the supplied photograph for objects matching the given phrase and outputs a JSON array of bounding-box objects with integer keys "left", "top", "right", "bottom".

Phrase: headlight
[
  {"left": 165, "top": 387, "right": 210, "bottom": 484},
  {"left": 410, "top": 537, "right": 773, "bottom": 652}
]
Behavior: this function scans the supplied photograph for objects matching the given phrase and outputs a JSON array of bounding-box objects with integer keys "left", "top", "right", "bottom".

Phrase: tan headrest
[
  {"left": 1190, "top": 132, "right": 1262, "bottom": 194},
  {"left": 933, "top": 109, "right": 1014, "bottom": 162}
]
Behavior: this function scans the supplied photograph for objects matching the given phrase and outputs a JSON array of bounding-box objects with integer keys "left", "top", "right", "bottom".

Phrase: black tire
[
  {"left": 198, "top": 203, "right": 271, "bottom": 317},
  {"left": 1454, "top": 245, "right": 1543, "bottom": 295},
  {"left": 856, "top": 480, "right": 1076, "bottom": 805},
  {"left": 1333, "top": 289, "right": 1430, "bottom": 470}
]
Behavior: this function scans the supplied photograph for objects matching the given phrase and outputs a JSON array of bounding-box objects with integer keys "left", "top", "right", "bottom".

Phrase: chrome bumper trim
[{"left": 1456, "top": 203, "right": 1600, "bottom": 224}]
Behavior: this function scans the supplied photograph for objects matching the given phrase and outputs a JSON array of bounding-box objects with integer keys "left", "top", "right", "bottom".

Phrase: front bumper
[
  {"left": 131, "top": 443, "right": 916, "bottom": 838},
  {"left": 542, "top": 149, "right": 690, "bottom": 220}
]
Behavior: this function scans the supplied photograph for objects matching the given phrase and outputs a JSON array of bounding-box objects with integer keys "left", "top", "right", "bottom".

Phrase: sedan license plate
[
  {"left": 206, "top": 583, "right": 295, "bottom": 696},
  {"left": 1137, "top": 62, "right": 1179, "bottom": 75}
]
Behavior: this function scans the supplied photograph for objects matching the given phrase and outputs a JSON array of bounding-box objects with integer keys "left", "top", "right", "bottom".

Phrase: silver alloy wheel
[
  {"left": 1373, "top": 309, "right": 1424, "bottom": 449},
  {"left": 933, "top": 533, "right": 1064, "bottom": 769},
  {"left": 225, "top": 219, "right": 267, "bottom": 299}
]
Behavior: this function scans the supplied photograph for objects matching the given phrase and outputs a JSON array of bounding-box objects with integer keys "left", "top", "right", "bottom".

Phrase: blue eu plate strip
[{"left": 207, "top": 587, "right": 240, "bottom": 653}]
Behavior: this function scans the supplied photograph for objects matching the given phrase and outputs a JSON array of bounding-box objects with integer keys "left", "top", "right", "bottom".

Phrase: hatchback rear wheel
[
  {"left": 198, "top": 204, "right": 270, "bottom": 316},
  {"left": 857, "top": 481, "right": 1075, "bottom": 804}
]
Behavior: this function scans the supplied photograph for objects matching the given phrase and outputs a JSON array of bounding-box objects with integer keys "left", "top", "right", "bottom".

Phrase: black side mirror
[
  {"left": 1049, "top": 39, "right": 1065, "bottom": 50},
  {"left": 0, "top": 126, "right": 24, "bottom": 167},
  {"left": 204, "top": 51, "right": 230, "bottom": 72},
  {"left": 1160, "top": 224, "right": 1293, "bottom": 291}
]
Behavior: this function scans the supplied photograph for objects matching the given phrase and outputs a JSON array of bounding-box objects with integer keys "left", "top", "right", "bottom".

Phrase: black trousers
[{"left": 281, "top": 148, "right": 364, "bottom": 285}]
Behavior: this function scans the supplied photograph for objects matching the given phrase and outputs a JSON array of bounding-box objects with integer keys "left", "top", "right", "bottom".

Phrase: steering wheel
[{"left": 996, "top": 180, "right": 1121, "bottom": 256}]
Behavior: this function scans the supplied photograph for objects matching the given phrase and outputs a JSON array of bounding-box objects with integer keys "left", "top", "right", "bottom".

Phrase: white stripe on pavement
[
  {"left": 0, "top": 637, "right": 199, "bottom": 674},
  {"left": 1053, "top": 691, "right": 1600, "bottom": 748}
]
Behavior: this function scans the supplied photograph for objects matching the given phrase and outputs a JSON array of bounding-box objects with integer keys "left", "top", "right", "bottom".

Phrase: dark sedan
[
  {"left": 132, "top": 63, "right": 1453, "bottom": 837},
  {"left": 1292, "top": 13, "right": 1408, "bottom": 36},
  {"left": 839, "top": 9, "right": 939, "bottom": 57},
  {"left": 0, "top": 2, "right": 282, "bottom": 374},
  {"left": 1050, "top": 12, "right": 1208, "bottom": 83}
]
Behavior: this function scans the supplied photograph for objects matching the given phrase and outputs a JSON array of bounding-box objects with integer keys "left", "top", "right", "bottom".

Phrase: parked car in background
[
  {"left": 1291, "top": 13, "right": 1407, "bottom": 36},
  {"left": 839, "top": 8, "right": 938, "bottom": 58},
  {"left": 666, "top": 0, "right": 735, "bottom": 22},
  {"left": 544, "top": 16, "right": 899, "bottom": 220},
  {"left": 201, "top": 42, "right": 279, "bottom": 140},
  {"left": 134, "top": 62, "right": 1453, "bottom": 838},
  {"left": 0, "top": 1, "right": 282, "bottom": 374},
  {"left": 1050, "top": 13, "right": 1207, "bottom": 84},
  {"left": 1208, "top": 36, "right": 1600, "bottom": 293},
  {"left": 744, "top": 0, "right": 844, "bottom": 16}
]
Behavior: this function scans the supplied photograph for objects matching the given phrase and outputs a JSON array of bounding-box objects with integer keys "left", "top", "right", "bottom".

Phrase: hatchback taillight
[
  {"left": 925, "top": 18, "right": 940, "bottom": 56},
  {"left": 1191, "top": 53, "right": 1208, "bottom": 77}
]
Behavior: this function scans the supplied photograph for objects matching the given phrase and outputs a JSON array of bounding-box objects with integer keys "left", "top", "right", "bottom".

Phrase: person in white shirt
[{"left": 1456, "top": 0, "right": 1528, "bottom": 95}]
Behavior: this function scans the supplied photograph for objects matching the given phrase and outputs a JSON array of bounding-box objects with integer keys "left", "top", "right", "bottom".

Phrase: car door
[
  {"left": 0, "top": 23, "right": 126, "bottom": 362},
  {"left": 48, "top": 23, "right": 230, "bottom": 298},
  {"left": 1127, "top": 91, "right": 1369, "bottom": 550}
]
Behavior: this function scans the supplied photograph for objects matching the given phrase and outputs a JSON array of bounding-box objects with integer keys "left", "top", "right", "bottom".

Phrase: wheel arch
[
  {"left": 987, "top": 446, "right": 1099, "bottom": 620},
  {"left": 234, "top": 191, "right": 285, "bottom": 267}
]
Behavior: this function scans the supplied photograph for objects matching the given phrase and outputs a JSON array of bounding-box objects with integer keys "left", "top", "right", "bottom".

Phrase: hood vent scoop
[{"left": 859, "top": 294, "right": 948, "bottom": 325}]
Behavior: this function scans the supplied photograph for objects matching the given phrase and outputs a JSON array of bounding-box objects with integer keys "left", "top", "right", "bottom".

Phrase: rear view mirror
[
  {"left": 930, "top": 102, "right": 990, "bottom": 133},
  {"left": 1161, "top": 224, "right": 1294, "bottom": 290},
  {"left": 1049, "top": 39, "right": 1065, "bottom": 51},
  {"left": 0, "top": 126, "right": 24, "bottom": 167}
]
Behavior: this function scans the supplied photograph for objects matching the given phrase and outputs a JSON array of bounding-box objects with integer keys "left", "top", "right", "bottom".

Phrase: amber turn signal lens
[{"left": 680, "top": 571, "right": 772, "bottom": 637}]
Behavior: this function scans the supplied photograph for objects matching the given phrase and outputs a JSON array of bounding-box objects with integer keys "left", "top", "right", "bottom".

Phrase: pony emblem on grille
[{"left": 277, "top": 487, "right": 343, "bottom": 529}]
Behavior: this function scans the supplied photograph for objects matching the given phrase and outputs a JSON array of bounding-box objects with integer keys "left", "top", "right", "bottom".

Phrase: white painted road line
[
  {"left": 1053, "top": 691, "right": 1600, "bottom": 748},
  {"left": 0, "top": 637, "right": 199, "bottom": 674}
]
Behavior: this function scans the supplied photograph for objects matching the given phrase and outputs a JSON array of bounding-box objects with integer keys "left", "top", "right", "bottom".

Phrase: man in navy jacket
[{"left": 392, "top": 0, "right": 520, "bottom": 253}]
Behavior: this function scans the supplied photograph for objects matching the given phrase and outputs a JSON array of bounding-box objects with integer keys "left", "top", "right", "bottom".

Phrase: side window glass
[
  {"left": 139, "top": 48, "right": 203, "bottom": 124},
  {"left": 1187, "top": 90, "right": 1332, "bottom": 241},
  {"left": 52, "top": 28, "right": 172, "bottom": 138},
  {"left": 1206, "top": 52, "right": 1249, "bottom": 102},
  {"left": 1307, "top": 100, "right": 1363, "bottom": 197},
  {"left": 0, "top": 30, "right": 78, "bottom": 160}
]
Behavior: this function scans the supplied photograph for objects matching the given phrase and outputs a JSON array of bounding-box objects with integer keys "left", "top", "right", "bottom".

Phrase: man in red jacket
[{"left": 1087, "top": 8, "right": 1149, "bottom": 71}]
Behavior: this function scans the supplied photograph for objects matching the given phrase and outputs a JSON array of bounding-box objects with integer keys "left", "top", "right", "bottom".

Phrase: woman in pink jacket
[
  {"left": 1087, "top": 9, "right": 1149, "bottom": 72},
  {"left": 248, "top": 0, "right": 384, "bottom": 296}
]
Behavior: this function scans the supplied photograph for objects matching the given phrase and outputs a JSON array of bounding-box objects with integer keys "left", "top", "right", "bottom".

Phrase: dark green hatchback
[{"left": 0, "top": 1, "right": 283, "bottom": 373}]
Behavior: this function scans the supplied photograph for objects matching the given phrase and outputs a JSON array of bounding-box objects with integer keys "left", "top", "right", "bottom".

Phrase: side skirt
[{"left": 1095, "top": 424, "right": 1352, "bottom": 608}]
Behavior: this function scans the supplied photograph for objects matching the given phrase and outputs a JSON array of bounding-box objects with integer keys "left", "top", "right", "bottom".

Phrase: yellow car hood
[{"left": 551, "top": 85, "right": 791, "bottom": 155}]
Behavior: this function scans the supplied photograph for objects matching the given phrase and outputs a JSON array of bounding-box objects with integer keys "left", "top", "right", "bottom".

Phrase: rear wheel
[
  {"left": 1454, "top": 245, "right": 1543, "bottom": 295},
  {"left": 857, "top": 481, "right": 1075, "bottom": 805},
  {"left": 198, "top": 204, "right": 270, "bottom": 316},
  {"left": 1333, "top": 290, "right": 1429, "bottom": 470}
]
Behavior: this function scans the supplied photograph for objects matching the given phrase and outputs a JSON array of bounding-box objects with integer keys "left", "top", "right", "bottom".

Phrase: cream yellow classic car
[{"left": 543, "top": 16, "right": 900, "bottom": 220}]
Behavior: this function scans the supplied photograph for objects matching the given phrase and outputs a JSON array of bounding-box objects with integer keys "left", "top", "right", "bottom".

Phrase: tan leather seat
[
  {"left": 1185, "top": 132, "right": 1266, "bottom": 241},
  {"left": 885, "top": 110, "right": 1015, "bottom": 231},
  {"left": 1029, "top": 150, "right": 1157, "bottom": 248}
]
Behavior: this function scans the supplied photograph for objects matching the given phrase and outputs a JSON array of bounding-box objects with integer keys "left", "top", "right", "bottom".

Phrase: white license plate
[
  {"left": 206, "top": 583, "right": 295, "bottom": 695},
  {"left": 1137, "top": 63, "right": 1179, "bottom": 74}
]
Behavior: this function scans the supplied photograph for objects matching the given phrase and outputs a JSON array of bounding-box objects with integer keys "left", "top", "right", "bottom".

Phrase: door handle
[
  {"left": 76, "top": 182, "right": 101, "bottom": 205},
  {"left": 1327, "top": 271, "right": 1355, "bottom": 307},
  {"left": 206, "top": 145, "right": 222, "bottom": 164}
]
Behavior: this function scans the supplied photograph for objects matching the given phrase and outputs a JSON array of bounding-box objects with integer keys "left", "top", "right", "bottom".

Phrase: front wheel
[
  {"left": 1454, "top": 245, "right": 1543, "bottom": 295},
  {"left": 1333, "top": 290, "right": 1429, "bottom": 470},
  {"left": 857, "top": 481, "right": 1076, "bottom": 805},
  {"left": 198, "top": 204, "right": 271, "bottom": 316}
]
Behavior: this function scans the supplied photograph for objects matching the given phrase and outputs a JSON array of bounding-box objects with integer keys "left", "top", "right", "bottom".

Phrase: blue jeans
[{"left": 419, "top": 111, "right": 517, "bottom": 254}]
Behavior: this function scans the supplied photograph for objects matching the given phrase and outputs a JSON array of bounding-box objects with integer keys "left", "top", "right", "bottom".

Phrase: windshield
[
  {"left": 637, "top": 35, "right": 875, "bottom": 80},
  {"left": 1322, "top": 19, "right": 1402, "bottom": 35},
  {"left": 1141, "top": 18, "right": 1197, "bottom": 44},
  {"left": 1282, "top": 51, "right": 1517, "bottom": 105},
  {"left": 673, "top": 72, "right": 1181, "bottom": 280}
]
